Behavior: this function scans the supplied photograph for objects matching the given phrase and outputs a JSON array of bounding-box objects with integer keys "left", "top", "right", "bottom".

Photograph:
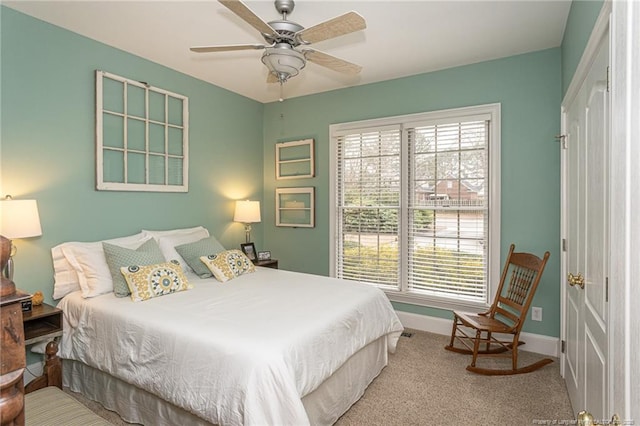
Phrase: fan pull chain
[{"left": 279, "top": 81, "right": 285, "bottom": 102}]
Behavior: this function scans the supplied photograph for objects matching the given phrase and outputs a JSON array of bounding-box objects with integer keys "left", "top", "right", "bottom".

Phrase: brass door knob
[
  {"left": 568, "top": 272, "right": 585, "bottom": 289},
  {"left": 577, "top": 411, "right": 621, "bottom": 426}
]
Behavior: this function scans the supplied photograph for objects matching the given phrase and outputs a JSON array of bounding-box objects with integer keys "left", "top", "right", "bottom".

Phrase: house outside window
[{"left": 329, "top": 104, "right": 501, "bottom": 310}]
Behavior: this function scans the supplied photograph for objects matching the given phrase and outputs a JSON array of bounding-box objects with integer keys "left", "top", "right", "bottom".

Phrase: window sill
[{"left": 384, "top": 289, "right": 490, "bottom": 313}]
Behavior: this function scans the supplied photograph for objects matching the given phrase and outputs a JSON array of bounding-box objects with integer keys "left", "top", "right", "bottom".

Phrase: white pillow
[
  {"left": 60, "top": 232, "right": 151, "bottom": 298},
  {"left": 141, "top": 226, "right": 209, "bottom": 242},
  {"left": 157, "top": 228, "right": 210, "bottom": 274},
  {"left": 51, "top": 245, "right": 81, "bottom": 300}
]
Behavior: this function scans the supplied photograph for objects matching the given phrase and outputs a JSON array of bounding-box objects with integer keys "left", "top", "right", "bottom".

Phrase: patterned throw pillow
[
  {"left": 199, "top": 249, "right": 255, "bottom": 282},
  {"left": 103, "top": 239, "right": 166, "bottom": 297},
  {"left": 121, "top": 260, "right": 191, "bottom": 302},
  {"left": 175, "top": 236, "right": 226, "bottom": 278}
]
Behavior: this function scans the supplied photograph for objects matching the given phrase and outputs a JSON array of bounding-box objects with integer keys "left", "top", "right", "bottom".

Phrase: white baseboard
[{"left": 395, "top": 310, "right": 560, "bottom": 358}]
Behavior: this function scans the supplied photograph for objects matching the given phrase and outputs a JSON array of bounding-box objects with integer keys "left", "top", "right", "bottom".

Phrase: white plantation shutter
[
  {"left": 330, "top": 104, "right": 500, "bottom": 309},
  {"left": 407, "top": 120, "right": 489, "bottom": 303},
  {"left": 335, "top": 125, "right": 401, "bottom": 289}
]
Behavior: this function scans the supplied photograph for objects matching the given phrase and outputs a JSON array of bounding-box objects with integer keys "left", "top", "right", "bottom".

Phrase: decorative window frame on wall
[
  {"left": 275, "top": 187, "right": 315, "bottom": 228},
  {"left": 95, "top": 70, "right": 189, "bottom": 192},
  {"left": 275, "top": 139, "right": 315, "bottom": 180}
]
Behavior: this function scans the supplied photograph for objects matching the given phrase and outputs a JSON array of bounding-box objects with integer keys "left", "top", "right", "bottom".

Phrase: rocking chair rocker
[{"left": 444, "top": 244, "right": 552, "bottom": 375}]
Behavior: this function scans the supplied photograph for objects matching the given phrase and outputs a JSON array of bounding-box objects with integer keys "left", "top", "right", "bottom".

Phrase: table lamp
[
  {"left": 0, "top": 196, "right": 42, "bottom": 281},
  {"left": 234, "top": 200, "right": 261, "bottom": 243}
]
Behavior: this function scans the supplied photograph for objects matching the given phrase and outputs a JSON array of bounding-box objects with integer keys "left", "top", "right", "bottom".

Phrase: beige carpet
[{"left": 64, "top": 329, "right": 574, "bottom": 425}]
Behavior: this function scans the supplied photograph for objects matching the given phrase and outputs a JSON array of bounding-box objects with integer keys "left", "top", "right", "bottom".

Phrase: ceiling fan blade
[
  {"left": 266, "top": 73, "right": 279, "bottom": 84},
  {"left": 296, "top": 11, "right": 366, "bottom": 45},
  {"left": 218, "top": 0, "right": 276, "bottom": 36},
  {"left": 304, "top": 49, "right": 362, "bottom": 75},
  {"left": 190, "top": 44, "right": 267, "bottom": 53}
]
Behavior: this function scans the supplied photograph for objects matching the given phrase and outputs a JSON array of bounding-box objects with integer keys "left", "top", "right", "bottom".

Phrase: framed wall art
[
  {"left": 275, "top": 139, "right": 314, "bottom": 180},
  {"left": 96, "top": 70, "right": 189, "bottom": 192},
  {"left": 275, "top": 187, "right": 315, "bottom": 228}
]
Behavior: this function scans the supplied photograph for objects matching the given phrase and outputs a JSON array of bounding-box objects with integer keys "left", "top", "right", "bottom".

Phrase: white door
[{"left": 562, "top": 26, "right": 610, "bottom": 419}]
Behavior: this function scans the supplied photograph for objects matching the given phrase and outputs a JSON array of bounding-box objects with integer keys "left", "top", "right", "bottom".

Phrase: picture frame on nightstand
[
  {"left": 257, "top": 251, "right": 271, "bottom": 261},
  {"left": 240, "top": 242, "right": 257, "bottom": 261}
]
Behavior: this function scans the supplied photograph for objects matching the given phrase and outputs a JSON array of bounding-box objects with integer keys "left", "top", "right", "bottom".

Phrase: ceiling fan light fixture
[
  {"left": 261, "top": 44, "right": 306, "bottom": 83},
  {"left": 193, "top": 0, "right": 366, "bottom": 91}
]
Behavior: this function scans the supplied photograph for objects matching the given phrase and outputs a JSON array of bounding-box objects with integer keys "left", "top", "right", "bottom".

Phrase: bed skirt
[{"left": 63, "top": 335, "right": 389, "bottom": 426}]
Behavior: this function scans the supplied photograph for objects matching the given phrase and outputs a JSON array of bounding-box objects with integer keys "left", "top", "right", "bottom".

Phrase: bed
[{"left": 52, "top": 228, "right": 403, "bottom": 426}]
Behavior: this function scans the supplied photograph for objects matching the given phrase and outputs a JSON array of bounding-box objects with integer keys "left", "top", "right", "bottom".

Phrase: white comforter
[{"left": 58, "top": 267, "right": 403, "bottom": 425}]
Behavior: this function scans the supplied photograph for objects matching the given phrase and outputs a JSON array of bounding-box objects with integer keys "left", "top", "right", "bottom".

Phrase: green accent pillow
[
  {"left": 174, "top": 236, "right": 226, "bottom": 278},
  {"left": 103, "top": 238, "right": 166, "bottom": 297},
  {"left": 121, "top": 260, "right": 191, "bottom": 302}
]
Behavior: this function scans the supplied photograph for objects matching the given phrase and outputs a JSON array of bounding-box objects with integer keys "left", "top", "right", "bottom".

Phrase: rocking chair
[{"left": 444, "top": 244, "right": 552, "bottom": 375}]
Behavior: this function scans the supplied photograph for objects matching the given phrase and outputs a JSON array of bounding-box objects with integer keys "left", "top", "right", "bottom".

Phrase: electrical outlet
[{"left": 531, "top": 307, "right": 542, "bottom": 322}]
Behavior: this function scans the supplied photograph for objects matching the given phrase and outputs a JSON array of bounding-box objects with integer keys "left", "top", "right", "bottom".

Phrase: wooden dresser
[{"left": 1, "top": 288, "right": 30, "bottom": 425}]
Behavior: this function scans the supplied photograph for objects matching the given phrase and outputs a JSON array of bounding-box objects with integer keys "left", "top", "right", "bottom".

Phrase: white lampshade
[
  {"left": 0, "top": 199, "right": 42, "bottom": 239},
  {"left": 234, "top": 200, "right": 261, "bottom": 224}
]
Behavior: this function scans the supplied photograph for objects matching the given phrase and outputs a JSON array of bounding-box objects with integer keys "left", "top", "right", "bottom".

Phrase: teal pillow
[
  {"left": 103, "top": 238, "right": 166, "bottom": 297},
  {"left": 175, "top": 236, "right": 225, "bottom": 278}
]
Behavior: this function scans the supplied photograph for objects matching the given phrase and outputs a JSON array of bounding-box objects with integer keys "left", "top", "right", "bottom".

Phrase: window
[
  {"left": 96, "top": 70, "right": 189, "bottom": 192},
  {"left": 330, "top": 104, "right": 500, "bottom": 309}
]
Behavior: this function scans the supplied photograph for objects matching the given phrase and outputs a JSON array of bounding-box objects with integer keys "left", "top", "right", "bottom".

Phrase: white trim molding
[
  {"left": 610, "top": 0, "right": 640, "bottom": 419},
  {"left": 330, "top": 103, "right": 501, "bottom": 313}
]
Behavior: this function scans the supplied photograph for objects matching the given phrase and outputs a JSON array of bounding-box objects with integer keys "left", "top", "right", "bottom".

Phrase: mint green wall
[
  {"left": 1, "top": 7, "right": 264, "bottom": 304},
  {"left": 1, "top": 2, "right": 605, "bottom": 344},
  {"left": 561, "top": 0, "right": 605, "bottom": 94},
  {"left": 262, "top": 48, "right": 562, "bottom": 336}
]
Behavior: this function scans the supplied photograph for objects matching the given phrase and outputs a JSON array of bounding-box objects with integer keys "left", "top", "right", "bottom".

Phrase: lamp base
[
  {"left": 0, "top": 235, "right": 16, "bottom": 296},
  {"left": 244, "top": 223, "right": 252, "bottom": 244},
  {"left": 3, "top": 257, "right": 14, "bottom": 282},
  {"left": 0, "top": 276, "right": 16, "bottom": 297}
]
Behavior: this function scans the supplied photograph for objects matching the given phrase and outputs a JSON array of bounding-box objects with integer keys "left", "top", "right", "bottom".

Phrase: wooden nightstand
[
  {"left": 23, "top": 303, "right": 63, "bottom": 346},
  {"left": 253, "top": 259, "right": 278, "bottom": 269}
]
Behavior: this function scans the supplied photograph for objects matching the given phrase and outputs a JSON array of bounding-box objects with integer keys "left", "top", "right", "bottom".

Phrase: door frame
[{"left": 609, "top": 0, "right": 640, "bottom": 421}]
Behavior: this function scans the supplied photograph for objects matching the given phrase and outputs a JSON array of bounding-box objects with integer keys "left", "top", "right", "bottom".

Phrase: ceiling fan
[{"left": 191, "top": 0, "right": 366, "bottom": 85}]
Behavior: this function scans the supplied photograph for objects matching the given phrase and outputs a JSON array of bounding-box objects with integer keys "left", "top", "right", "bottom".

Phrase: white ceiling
[{"left": 4, "top": 0, "right": 571, "bottom": 103}]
